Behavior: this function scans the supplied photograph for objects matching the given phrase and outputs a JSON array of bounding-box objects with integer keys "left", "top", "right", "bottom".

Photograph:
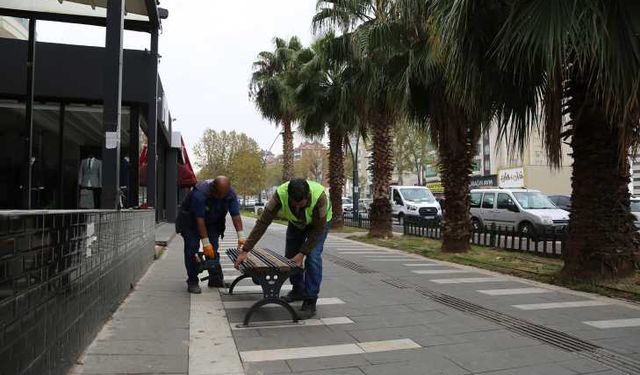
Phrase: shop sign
[
  {"left": 470, "top": 174, "right": 498, "bottom": 189},
  {"left": 426, "top": 182, "right": 444, "bottom": 193},
  {"left": 498, "top": 167, "right": 525, "bottom": 188}
]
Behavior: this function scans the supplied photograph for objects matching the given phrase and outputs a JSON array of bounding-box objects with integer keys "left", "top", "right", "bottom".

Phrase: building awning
[
  {"left": 0, "top": 0, "right": 161, "bottom": 31},
  {"left": 139, "top": 137, "right": 197, "bottom": 188}
]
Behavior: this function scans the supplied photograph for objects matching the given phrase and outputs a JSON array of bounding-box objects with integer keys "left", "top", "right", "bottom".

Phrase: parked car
[
  {"left": 358, "top": 198, "right": 372, "bottom": 213},
  {"left": 469, "top": 188, "right": 569, "bottom": 237},
  {"left": 630, "top": 197, "right": 640, "bottom": 229},
  {"left": 548, "top": 195, "right": 572, "bottom": 211},
  {"left": 390, "top": 186, "right": 442, "bottom": 224},
  {"left": 342, "top": 197, "right": 354, "bottom": 212}
]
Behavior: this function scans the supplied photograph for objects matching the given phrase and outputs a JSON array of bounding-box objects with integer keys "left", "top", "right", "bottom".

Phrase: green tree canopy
[{"left": 193, "top": 130, "right": 265, "bottom": 196}]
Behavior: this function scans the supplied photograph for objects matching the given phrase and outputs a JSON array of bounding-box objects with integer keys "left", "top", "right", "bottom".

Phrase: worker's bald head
[{"left": 212, "top": 176, "right": 230, "bottom": 198}]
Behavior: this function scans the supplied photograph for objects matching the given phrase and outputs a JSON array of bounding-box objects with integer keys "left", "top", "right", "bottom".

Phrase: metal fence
[
  {"left": 403, "top": 216, "right": 565, "bottom": 258},
  {"left": 342, "top": 214, "right": 371, "bottom": 229},
  {"left": 341, "top": 214, "right": 565, "bottom": 258}
]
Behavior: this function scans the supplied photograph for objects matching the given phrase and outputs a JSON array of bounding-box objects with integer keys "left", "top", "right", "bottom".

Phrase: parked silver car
[{"left": 470, "top": 188, "right": 569, "bottom": 236}]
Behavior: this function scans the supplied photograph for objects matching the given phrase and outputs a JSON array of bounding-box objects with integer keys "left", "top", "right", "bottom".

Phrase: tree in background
[
  {"left": 406, "top": 124, "right": 435, "bottom": 186},
  {"left": 193, "top": 130, "right": 265, "bottom": 197},
  {"left": 264, "top": 159, "right": 284, "bottom": 191},
  {"left": 296, "top": 33, "right": 360, "bottom": 230},
  {"left": 473, "top": 0, "right": 640, "bottom": 278},
  {"left": 230, "top": 151, "right": 265, "bottom": 204},
  {"left": 250, "top": 37, "right": 315, "bottom": 181},
  {"left": 392, "top": 120, "right": 414, "bottom": 185},
  {"left": 294, "top": 146, "right": 328, "bottom": 182},
  {"left": 314, "top": 0, "right": 404, "bottom": 238}
]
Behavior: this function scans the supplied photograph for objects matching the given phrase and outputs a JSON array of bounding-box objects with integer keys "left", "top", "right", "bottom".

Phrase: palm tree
[
  {"left": 436, "top": 0, "right": 640, "bottom": 278},
  {"left": 314, "top": 0, "right": 404, "bottom": 238},
  {"left": 250, "top": 36, "right": 310, "bottom": 181},
  {"left": 296, "top": 34, "right": 359, "bottom": 230}
]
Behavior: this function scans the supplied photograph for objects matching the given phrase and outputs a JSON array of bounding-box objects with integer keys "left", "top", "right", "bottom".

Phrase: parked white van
[
  {"left": 469, "top": 188, "right": 569, "bottom": 236},
  {"left": 390, "top": 186, "right": 442, "bottom": 224}
]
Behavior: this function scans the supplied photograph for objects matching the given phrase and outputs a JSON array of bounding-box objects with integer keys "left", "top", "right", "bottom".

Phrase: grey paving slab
[
  {"left": 234, "top": 326, "right": 356, "bottom": 351},
  {"left": 76, "top": 353, "right": 187, "bottom": 374},
  {"left": 360, "top": 359, "right": 470, "bottom": 375},
  {"left": 277, "top": 368, "right": 365, "bottom": 375},
  {"left": 431, "top": 343, "right": 580, "bottom": 373},
  {"left": 361, "top": 347, "right": 470, "bottom": 372},
  {"left": 286, "top": 354, "right": 370, "bottom": 372},
  {"left": 72, "top": 234, "right": 190, "bottom": 375},
  {"left": 156, "top": 222, "right": 176, "bottom": 245},
  {"left": 475, "top": 363, "right": 578, "bottom": 375},
  {"left": 85, "top": 338, "right": 188, "bottom": 356},
  {"left": 227, "top": 218, "right": 640, "bottom": 375},
  {"left": 556, "top": 358, "right": 615, "bottom": 374},
  {"left": 244, "top": 360, "right": 292, "bottom": 374}
]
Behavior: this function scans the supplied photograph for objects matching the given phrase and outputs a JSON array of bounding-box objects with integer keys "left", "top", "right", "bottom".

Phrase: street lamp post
[
  {"left": 259, "top": 132, "right": 282, "bottom": 204},
  {"left": 347, "top": 135, "right": 360, "bottom": 220}
]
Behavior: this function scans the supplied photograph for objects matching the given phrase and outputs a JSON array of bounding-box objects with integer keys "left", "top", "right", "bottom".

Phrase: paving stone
[
  {"left": 282, "top": 368, "right": 365, "bottom": 375},
  {"left": 361, "top": 348, "right": 470, "bottom": 373},
  {"left": 286, "top": 354, "right": 370, "bottom": 372},
  {"left": 245, "top": 360, "right": 291, "bottom": 374},
  {"left": 77, "top": 354, "right": 187, "bottom": 374},
  {"left": 86, "top": 339, "right": 188, "bottom": 356},
  {"left": 234, "top": 327, "right": 356, "bottom": 351},
  {"left": 556, "top": 358, "right": 613, "bottom": 374},
  {"left": 360, "top": 361, "right": 469, "bottom": 375},
  {"left": 475, "top": 363, "right": 578, "bottom": 375},
  {"left": 430, "top": 344, "right": 579, "bottom": 373},
  {"left": 346, "top": 325, "right": 434, "bottom": 342}
]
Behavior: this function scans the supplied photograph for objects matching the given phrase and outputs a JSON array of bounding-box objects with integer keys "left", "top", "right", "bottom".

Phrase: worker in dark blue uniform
[{"left": 179, "top": 176, "right": 244, "bottom": 294}]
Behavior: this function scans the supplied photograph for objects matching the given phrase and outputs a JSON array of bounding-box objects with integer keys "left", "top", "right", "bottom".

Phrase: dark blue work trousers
[
  {"left": 182, "top": 228, "right": 220, "bottom": 285},
  {"left": 284, "top": 221, "right": 331, "bottom": 299}
]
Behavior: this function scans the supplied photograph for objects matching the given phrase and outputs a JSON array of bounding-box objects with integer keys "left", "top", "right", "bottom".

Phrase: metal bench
[{"left": 226, "top": 248, "right": 303, "bottom": 327}]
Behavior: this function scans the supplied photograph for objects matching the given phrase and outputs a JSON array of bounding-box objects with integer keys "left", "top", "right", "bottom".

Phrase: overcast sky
[{"left": 36, "top": 0, "right": 319, "bottom": 158}]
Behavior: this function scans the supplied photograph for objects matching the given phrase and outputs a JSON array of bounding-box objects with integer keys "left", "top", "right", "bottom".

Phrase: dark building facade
[
  {"left": 0, "top": 38, "right": 179, "bottom": 220},
  {"left": 0, "top": 2, "right": 184, "bottom": 373}
]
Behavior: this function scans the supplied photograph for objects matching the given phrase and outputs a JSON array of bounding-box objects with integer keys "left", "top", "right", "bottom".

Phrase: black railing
[
  {"left": 342, "top": 213, "right": 370, "bottom": 229},
  {"left": 403, "top": 216, "right": 565, "bottom": 258}
]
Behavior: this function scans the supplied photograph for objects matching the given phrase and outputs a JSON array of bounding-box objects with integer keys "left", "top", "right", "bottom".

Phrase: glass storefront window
[{"left": 0, "top": 100, "right": 135, "bottom": 209}]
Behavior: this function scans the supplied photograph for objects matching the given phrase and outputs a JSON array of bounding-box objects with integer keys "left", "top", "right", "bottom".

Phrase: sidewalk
[
  {"left": 71, "top": 234, "right": 191, "bottom": 374},
  {"left": 71, "top": 218, "right": 640, "bottom": 375}
]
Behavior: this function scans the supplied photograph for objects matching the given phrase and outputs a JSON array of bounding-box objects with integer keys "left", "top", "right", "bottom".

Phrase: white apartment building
[{"left": 480, "top": 122, "right": 573, "bottom": 195}]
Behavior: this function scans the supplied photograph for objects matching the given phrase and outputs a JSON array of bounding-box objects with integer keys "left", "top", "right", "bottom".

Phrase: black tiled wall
[{"left": 0, "top": 210, "right": 156, "bottom": 375}]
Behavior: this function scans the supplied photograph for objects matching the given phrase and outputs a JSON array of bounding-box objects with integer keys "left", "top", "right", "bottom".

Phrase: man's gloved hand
[
  {"left": 201, "top": 238, "right": 215, "bottom": 259},
  {"left": 237, "top": 230, "right": 245, "bottom": 249}
]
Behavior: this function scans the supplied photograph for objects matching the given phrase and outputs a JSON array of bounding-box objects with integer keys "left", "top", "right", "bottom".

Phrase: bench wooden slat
[{"left": 225, "top": 248, "right": 301, "bottom": 275}]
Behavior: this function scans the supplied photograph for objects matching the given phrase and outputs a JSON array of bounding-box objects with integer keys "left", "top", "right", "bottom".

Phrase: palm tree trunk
[
  {"left": 563, "top": 80, "right": 638, "bottom": 280},
  {"left": 282, "top": 119, "right": 294, "bottom": 181},
  {"left": 328, "top": 127, "right": 345, "bottom": 229},
  {"left": 369, "top": 115, "right": 394, "bottom": 238},
  {"left": 439, "top": 128, "right": 476, "bottom": 253}
]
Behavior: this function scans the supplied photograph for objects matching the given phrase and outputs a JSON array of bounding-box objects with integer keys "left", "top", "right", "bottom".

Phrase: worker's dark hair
[{"left": 288, "top": 178, "right": 310, "bottom": 202}]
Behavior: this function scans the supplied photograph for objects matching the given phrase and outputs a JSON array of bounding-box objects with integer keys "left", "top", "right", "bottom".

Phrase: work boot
[
  {"left": 187, "top": 284, "right": 202, "bottom": 294},
  {"left": 281, "top": 290, "right": 305, "bottom": 303},
  {"left": 298, "top": 298, "right": 317, "bottom": 320},
  {"left": 208, "top": 265, "right": 225, "bottom": 288}
]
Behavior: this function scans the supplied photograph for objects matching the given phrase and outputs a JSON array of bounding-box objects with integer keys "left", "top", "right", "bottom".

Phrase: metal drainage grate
[
  {"left": 324, "top": 253, "right": 378, "bottom": 274},
  {"left": 412, "top": 286, "right": 640, "bottom": 374},
  {"left": 381, "top": 278, "right": 412, "bottom": 289}
]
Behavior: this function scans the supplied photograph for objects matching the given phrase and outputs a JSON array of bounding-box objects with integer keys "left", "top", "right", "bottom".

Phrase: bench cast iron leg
[
  {"left": 227, "top": 274, "right": 251, "bottom": 295},
  {"left": 242, "top": 298, "right": 299, "bottom": 327}
]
